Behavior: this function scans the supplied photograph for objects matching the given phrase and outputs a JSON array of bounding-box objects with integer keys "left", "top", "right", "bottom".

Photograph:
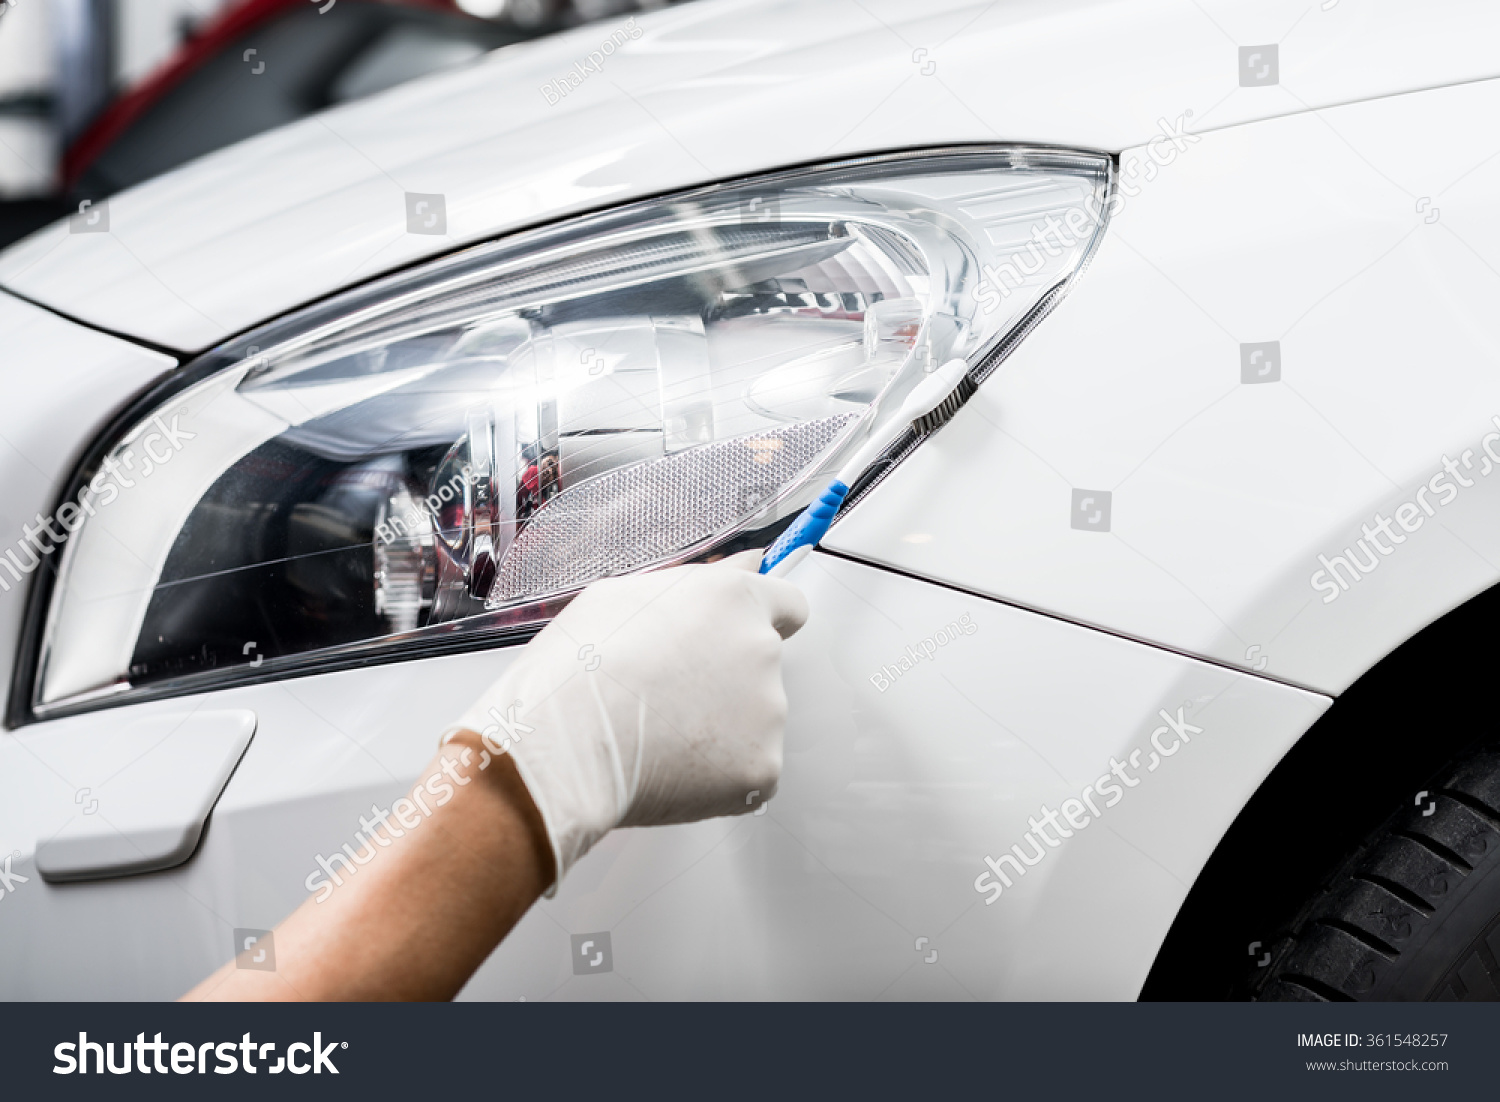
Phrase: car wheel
[{"left": 1248, "top": 746, "right": 1500, "bottom": 1001}]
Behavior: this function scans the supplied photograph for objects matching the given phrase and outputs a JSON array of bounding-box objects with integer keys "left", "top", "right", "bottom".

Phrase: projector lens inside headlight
[{"left": 33, "top": 147, "right": 1110, "bottom": 714}]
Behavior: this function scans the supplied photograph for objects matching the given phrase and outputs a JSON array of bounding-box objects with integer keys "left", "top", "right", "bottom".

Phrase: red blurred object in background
[
  {"left": 62, "top": 0, "right": 530, "bottom": 197},
  {"left": 65, "top": 1, "right": 455, "bottom": 191}
]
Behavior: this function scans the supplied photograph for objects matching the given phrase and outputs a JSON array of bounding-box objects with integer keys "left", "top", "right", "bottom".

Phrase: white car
[{"left": 2, "top": 0, "right": 1500, "bottom": 1002}]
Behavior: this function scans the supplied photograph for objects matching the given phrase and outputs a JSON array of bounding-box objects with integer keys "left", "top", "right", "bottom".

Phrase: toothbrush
[{"left": 759, "top": 357, "right": 976, "bottom": 577}]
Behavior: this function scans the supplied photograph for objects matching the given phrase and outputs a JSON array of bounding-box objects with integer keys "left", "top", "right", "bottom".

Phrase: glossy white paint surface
[
  {"left": 4, "top": 0, "right": 1500, "bottom": 350},
  {"left": 0, "top": 291, "right": 176, "bottom": 709},
  {"left": 828, "top": 77, "right": 1500, "bottom": 695},
  {"left": 0, "top": 0, "right": 1492, "bottom": 1001},
  {"left": 0, "top": 554, "right": 1327, "bottom": 999},
  {"left": 34, "top": 710, "right": 255, "bottom": 881}
]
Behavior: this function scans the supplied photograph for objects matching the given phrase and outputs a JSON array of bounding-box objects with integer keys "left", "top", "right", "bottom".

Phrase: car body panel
[
  {"left": 828, "top": 77, "right": 1500, "bottom": 694},
  {"left": 0, "top": 0, "right": 1493, "bottom": 1001},
  {"left": 4, "top": 0, "right": 1500, "bottom": 351},
  {"left": 0, "top": 291, "right": 177, "bottom": 708},
  {"left": 0, "top": 553, "right": 1327, "bottom": 999}
]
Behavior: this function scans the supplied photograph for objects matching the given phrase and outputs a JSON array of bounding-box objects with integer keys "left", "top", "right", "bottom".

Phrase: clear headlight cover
[{"left": 33, "top": 147, "right": 1109, "bottom": 715}]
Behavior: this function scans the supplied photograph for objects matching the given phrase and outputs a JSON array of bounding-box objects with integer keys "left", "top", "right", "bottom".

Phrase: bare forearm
[{"left": 183, "top": 731, "right": 553, "bottom": 1002}]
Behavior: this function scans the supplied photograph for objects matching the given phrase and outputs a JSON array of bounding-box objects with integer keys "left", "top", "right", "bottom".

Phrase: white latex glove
[{"left": 445, "top": 551, "right": 809, "bottom": 889}]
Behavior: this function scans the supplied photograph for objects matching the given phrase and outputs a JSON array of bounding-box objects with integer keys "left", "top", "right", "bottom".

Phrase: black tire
[{"left": 1246, "top": 746, "right": 1500, "bottom": 1001}]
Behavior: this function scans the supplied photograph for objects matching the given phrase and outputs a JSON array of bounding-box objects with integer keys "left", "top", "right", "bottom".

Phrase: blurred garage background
[{"left": 0, "top": 0, "right": 680, "bottom": 247}]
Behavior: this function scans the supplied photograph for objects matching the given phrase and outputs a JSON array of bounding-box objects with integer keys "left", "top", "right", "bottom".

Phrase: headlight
[{"left": 30, "top": 147, "right": 1110, "bottom": 716}]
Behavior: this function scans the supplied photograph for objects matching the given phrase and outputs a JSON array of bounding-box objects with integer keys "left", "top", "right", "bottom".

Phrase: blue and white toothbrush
[{"left": 759, "top": 357, "right": 975, "bottom": 577}]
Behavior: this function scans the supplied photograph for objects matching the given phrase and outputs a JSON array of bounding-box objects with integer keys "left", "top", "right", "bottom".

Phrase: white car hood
[{"left": 3, "top": 0, "right": 1497, "bottom": 352}]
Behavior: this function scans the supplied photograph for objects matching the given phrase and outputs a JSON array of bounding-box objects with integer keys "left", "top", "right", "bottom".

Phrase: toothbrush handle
[
  {"left": 758, "top": 481, "right": 849, "bottom": 574},
  {"left": 766, "top": 543, "right": 813, "bottom": 578}
]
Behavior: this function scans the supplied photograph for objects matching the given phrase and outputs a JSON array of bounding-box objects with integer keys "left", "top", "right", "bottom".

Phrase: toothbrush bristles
[{"left": 911, "top": 373, "right": 977, "bottom": 435}]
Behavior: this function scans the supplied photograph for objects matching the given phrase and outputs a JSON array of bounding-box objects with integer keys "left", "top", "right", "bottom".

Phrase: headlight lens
[{"left": 34, "top": 147, "right": 1109, "bottom": 714}]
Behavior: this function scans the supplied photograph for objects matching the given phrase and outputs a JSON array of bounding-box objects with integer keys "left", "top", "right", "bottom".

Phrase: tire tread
[{"left": 1250, "top": 745, "right": 1500, "bottom": 1001}]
